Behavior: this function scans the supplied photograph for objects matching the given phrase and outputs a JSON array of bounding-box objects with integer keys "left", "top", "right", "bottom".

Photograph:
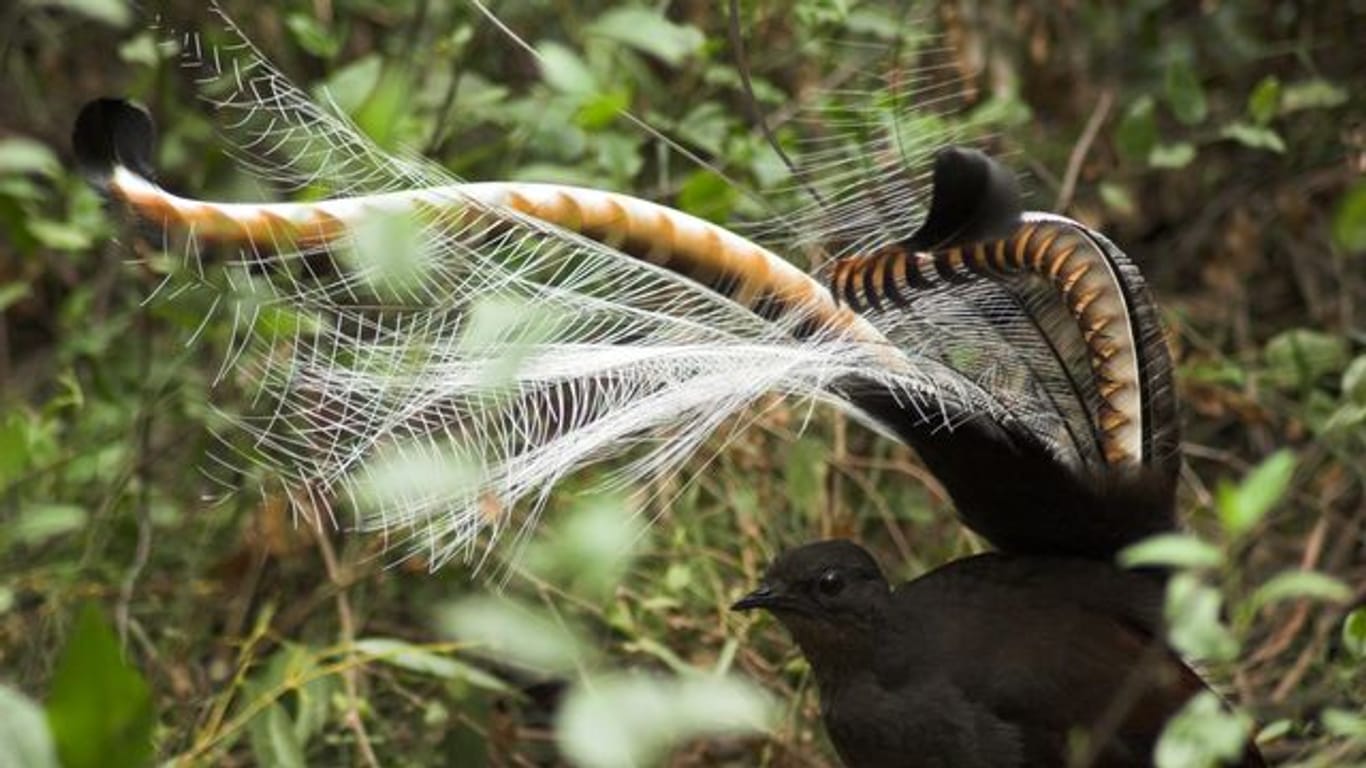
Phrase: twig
[
  {"left": 1055, "top": 89, "right": 1114, "bottom": 212},
  {"left": 314, "top": 526, "right": 380, "bottom": 768}
]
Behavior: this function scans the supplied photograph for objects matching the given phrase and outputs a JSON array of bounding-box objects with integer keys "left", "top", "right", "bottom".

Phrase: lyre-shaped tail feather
[
  {"left": 75, "top": 97, "right": 1010, "bottom": 565},
  {"left": 829, "top": 149, "right": 1181, "bottom": 557}
]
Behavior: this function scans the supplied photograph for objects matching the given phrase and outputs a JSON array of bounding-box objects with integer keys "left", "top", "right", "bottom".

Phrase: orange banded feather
[
  {"left": 107, "top": 167, "right": 883, "bottom": 346},
  {"left": 828, "top": 215, "right": 1144, "bottom": 466}
]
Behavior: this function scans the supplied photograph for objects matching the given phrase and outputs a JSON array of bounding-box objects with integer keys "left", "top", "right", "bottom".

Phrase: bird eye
[{"left": 817, "top": 570, "right": 844, "bottom": 596}]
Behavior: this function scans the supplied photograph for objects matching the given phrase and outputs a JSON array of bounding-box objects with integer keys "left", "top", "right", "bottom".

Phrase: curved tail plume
[{"left": 74, "top": 24, "right": 1178, "bottom": 564}]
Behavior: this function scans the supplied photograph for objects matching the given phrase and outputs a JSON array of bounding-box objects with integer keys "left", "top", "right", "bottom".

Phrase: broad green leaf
[
  {"left": 1156, "top": 691, "right": 1253, "bottom": 768},
  {"left": 436, "top": 597, "right": 588, "bottom": 674},
  {"left": 1321, "top": 709, "right": 1366, "bottom": 738},
  {"left": 0, "top": 138, "right": 60, "bottom": 178},
  {"left": 13, "top": 504, "right": 88, "bottom": 546},
  {"left": 1165, "top": 60, "right": 1208, "bottom": 125},
  {"left": 1119, "top": 533, "right": 1223, "bottom": 570},
  {"left": 1343, "top": 607, "right": 1366, "bottom": 659},
  {"left": 1115, "top": 96, "right": 1157, "bottom": 162},
  {"left": 1165, "top": 574, "right": 1239, "bottom": 662},
  {"left": 522, "top": 493, "right": 644, "bottom": 600},
  {"left": 456, "top": 297, "right": 560, "bottom": 387},
  {"left": 0, "top": 685, "right": 59, "bottom": 768},
  {"left": 1249, "top": 569, "right": 1352, "bottom": 610},
  {"left": 247, "top": 703, "right": 306, "bottom": 768},
  {"left": 0, "top": 282, "right": 30, "bottom": 312},
  {"left": 1280, "top": 79, "right": 1348, "bottom": 113},
  {"left": 1220, "top": 123, "right": 1285, "bottom": 153},
  {"left": 317, "top": 54, "right": 383, "bottom": 116},
  {"left": 677, "top": 170, "right": 737, "bottom": 223},
  {"left": 1215, "top": 450, "right": 1295, "bottom": 536},
  {"left": 1332, "top": 181, "right": 1366, "bottom": 252},
  {"left": 340, "top": 210, "right": 435, "bottom": 298},
  {"left": 1263, "top": 329, "right": 1349, "bottom": 389},
  {"left": 28, "top": 0, "right": 130, "bottom": 28},
  {"left": 556, "top": 674, "right": 774, "bottom": 768},
  {"left": 1247, "top": 76, "right": 1280, "bottom": 125},
  {"left": 45, "top": 604, "right": 155, "bottom": 768},
  {"left": 1148, "top": 142, "right": 1196, "bottom": 170},
  {"left": 1098, "top": 183, "right": 1136, "bottom": 216},
  {"left": 351, "top": 440, "right": 484, "bottom": 516},
  {"left": 588, "top": 8, "right": 704, "bottom": 67},
  {"left": 117, "top": 32, "right": 162, "bottom": 66},
  {"left": 354, "top": 638, "right": 512, "bottom": 693},
  {"left": 286, "top": 13, "right": 341, "bottom": 59},
  {"left": 26, "top": 219, "right": 93, "bottom": 251},
  {"left": 1343, "top": 356, "right": 1366, "bottom": 405},
  {"left": 537, "top": 42, "right": 597, "bottom": 96}
]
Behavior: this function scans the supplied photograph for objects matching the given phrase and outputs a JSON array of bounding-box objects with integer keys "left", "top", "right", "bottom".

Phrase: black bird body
[{"left": 734, "top": 541, "right": 1263, "bottom": 768}]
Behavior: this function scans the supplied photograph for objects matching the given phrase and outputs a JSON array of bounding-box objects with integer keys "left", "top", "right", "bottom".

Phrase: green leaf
[
  {"left": 1119, "top": 533, "right": 1224, "bottom": 570},
  {"left": 0, "top": 685, "right": 59, "bottom": 768},
  {"left": 1321, "top": 709, "right": 1366, "bottom": 738},
  {"left": 588, "top": 8, "right": 705, "bottom": 67},
  {"left": 26, "top": 219, "right": 93, "bottom": 251},
  {"left": 1098, "top": 183, "right": 1135, "bottom": 217},
  {"left": 1115, "top": 96, "right": 1157, "bottom": 163},
  {"left": 1164, "top": 59, "right": 1208, "bottom": 125},
  {"left": 355, "top": 638, "right": 512, "bottom": 693},
  {"left": 1249, "top": 570, "right": 1352, "bottom": 610},
  {"left": 1148, "top": 142, "right": 1196, "bottom": 170},
  {"left": 0, "top": 138, "right": 60, "bottom": 178},
  {"left": 316, "top": 54, "right": 382, "bottom": 115},
  {"left": 1156, "top": 691, "right": 1253, "bottom": 768},
  {"left": 1343, "top": 607, "right": 1366, "bottom": 659},
  {"left": 351, "top": 439, "right": 484, "bottom": 516},
  {"left": 436, "top": 596, "right": 588, "bottom": 674},
  {"left": 456, "top": 297, "right": 560, "bottom": 387},
  {"left": 286, "top": 13, "right": 341, "bottom": 59},
  {"left": 537, "top": 42, "right": 598, "bottom": 96},
  {"left": 13, "top": 504, "right": 88, "bottom": 546},
  {"left": 784, "top": 438, "right": 828, "bottom": 524},
  {"left": 247, "top": 703, "right": 306, "bottom": 768},
  {"left": 45, "top": 604, "right": 154, "bottom": 768},
  {"left": 1343, "top": 356, "right": 1366, "bottom": 406},
  {"left": 575, "top": 90, "right": 630, "bottom": 130},
  {"left": 117, "top": 32, "right": 162, "bottom": 67},
  {"left": 0, "top": 282, "right": 30, "bottom": 312},
  {"left": 1279, "top": 79, "right": 1348, "bottom": 113},
  {"left": 556, "top": 674, "right": 774, "bottom": 768},
  {"left": 1164, "top": 574, "right": 1239, "bottom": 662},
  {"left": 1332, "top": 181, "right": 1366, "bottom": 253},
  {"left": 676, "top": 170, "right": 737, "bottom": 223},
  {"left": 30, "top": 0, "right": 130, "bottom": 28},
  {"left": 1247, "top": 76, "right": 1280, "bottom": 125},
  {"left": 1263, "top": 329, "right": 1349, "bottom": 389},
  {"left": 1215, "top": 450, "right": 1295, "bottom": 536},
  {"left": 522, "top": 493, "right": 644, "bottom": 600},
  {"left": 340, "top": 210, "right": 435, "bottom": 298},
  {"left": 1220, "top": 122, "right": 1285, "bottom": 154}
]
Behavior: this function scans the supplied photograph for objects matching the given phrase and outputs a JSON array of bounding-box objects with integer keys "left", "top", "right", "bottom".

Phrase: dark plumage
[{"left": 733, "top": 540, "right": 1265, "bottom": 768}]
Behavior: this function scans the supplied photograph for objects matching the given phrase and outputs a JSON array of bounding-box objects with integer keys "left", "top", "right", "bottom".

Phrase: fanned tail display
[{"left": 74, "top": 13, "right": 1179, "bottom": 564}]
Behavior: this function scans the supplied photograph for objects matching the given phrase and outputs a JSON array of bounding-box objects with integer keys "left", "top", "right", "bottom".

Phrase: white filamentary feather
[{"left": 100, "top": 12, "right": 1043, "bottom": 567}]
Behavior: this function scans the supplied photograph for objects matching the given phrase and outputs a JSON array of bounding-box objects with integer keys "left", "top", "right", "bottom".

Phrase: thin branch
[{"left": 1055, "top": 89, "right": 1114, "bottom": 212}]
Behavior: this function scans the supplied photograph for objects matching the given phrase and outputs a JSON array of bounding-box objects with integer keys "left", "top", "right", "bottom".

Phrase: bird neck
[{"left": 784, "top": 607, "right": 890, "bottom": 690}]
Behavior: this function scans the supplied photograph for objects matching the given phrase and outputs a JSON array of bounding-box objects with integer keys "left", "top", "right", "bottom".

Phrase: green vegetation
[{"left": 1, "top": 1, "right": 1361, "bottom": 766}]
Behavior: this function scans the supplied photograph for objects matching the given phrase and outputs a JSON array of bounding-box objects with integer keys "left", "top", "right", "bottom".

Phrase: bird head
[{"left": 732, "top": 540, "right": 891, "bottom": 650}]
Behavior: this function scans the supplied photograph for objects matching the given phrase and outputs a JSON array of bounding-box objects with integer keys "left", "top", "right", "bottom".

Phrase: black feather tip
[
  {"left": 72, "top": 98, "right": 157, "bottom": 187},
  {"left": 904, "top": 146, "right": 1021, "bottom": 252}
]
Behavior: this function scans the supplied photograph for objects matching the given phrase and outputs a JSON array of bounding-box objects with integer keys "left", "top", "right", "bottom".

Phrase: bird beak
[{"left": 731, "top": 583, "right": 778, "bottom": 612}]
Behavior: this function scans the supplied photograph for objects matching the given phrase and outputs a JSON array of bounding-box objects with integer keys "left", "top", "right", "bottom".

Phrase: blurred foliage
[{"left": 0, "top": 0, "right": 1362, "bottom": 766}]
